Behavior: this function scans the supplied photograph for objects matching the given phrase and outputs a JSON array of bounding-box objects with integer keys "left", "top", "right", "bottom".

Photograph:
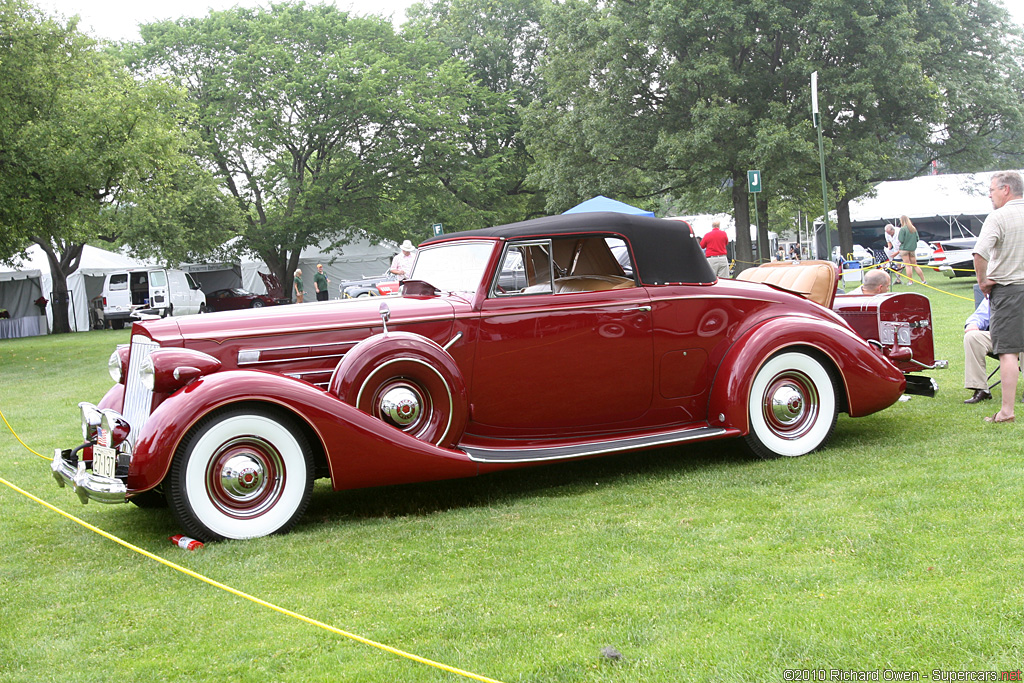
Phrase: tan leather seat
[
  {"left": 735, "top": 260, "right": 838, "bottom": 308},
  {"left": 553, "top": 275, "right": 636, "bottom": 293}
]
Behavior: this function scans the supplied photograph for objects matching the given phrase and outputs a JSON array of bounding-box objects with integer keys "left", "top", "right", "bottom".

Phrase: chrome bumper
[{"left": 51, "top": 448, "right": 128, "bottom": 505}]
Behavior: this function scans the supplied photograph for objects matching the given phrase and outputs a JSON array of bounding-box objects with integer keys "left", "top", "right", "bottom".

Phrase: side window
[
  {"left": 185, "top": 273, "right": 200, "bottom": 289},
  {"left": 606, "top": 238, "right": 634, "bottom": 278},
  {"left": 492, "top": 241, "right": 554, "bottom": 296},
  {"left": 149, "top": 271, "right": 167, "bottom": 287},
  {"left": 547, "top": 236, "right": 637, "bottom": 294},
  {"left": 107, "top": 274, "right": 128, "bottom": 291}
]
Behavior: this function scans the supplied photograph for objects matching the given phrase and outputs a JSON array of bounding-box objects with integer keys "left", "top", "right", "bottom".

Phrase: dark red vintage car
[
  {"left": 204, "top": 287, "right": 280, "bottom": 312},
  {"left": 52, "top": 213, "right": 929, "bottom": 541}
]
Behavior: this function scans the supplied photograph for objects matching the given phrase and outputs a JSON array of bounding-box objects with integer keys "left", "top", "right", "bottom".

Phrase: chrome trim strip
[
  {"left": 443, "top": 332, "right": 463, "bottom": 351},
  {"left": 238, "top": 340, "right": 360, "bottom": 366},
  {"left": 463, "top": 426, "right": 728, "bottom": 463},
  {"left": 239, "top": 352, "right": 348, "bottom": 367},
  {"left": 479, "top": 299, "right": 654, "bottom": 319}
]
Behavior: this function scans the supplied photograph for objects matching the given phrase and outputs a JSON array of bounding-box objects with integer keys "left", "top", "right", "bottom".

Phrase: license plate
[{"left": 93, "top": 445, "right": 117, "bottom": 479}]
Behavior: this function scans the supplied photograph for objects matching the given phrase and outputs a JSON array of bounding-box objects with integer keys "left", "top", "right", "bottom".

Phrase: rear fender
[
  {"left": 708, "top": 317, "right": 905, "bottom": 433},
  {"left": 127, "top": 370, "right": 477, "bottom": 493}
]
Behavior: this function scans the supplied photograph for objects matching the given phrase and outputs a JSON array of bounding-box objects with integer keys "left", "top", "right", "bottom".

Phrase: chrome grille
[{"left": 123, "top": 335, "right": 159, "bottom": 447}]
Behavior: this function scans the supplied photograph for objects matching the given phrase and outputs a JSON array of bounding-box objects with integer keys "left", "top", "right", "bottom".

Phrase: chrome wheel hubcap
[
  {"left": 220, "top": 454, "right": 266, "bottom": 500},
  {"left": 206, "top": 436, "right": 285, "bottom": 518},
  {"left": 763, "top": 373, "right": 819, "bottom": 439},
  {"left": 379, "top": 386, "right": 422, "bottom": 428}
]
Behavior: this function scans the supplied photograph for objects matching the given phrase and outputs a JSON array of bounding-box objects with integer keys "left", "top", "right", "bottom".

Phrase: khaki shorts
[{"left": 990, "top": 283, "right": 1024, "bottom": 355}]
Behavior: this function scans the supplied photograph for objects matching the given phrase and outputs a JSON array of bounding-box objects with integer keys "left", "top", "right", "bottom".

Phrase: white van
[{"left": 102, "top": 269, "right": 207, "bottom": 329}]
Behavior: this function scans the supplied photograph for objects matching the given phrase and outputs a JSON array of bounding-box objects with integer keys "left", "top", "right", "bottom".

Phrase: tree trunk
[
  {"left": 35, "top": 240, "right": 84, "bottom": 334},
  {"left": 835, "top": 195, "right": 854, "bottom": 262},
  {"left": 731, "top": 170, "right": 754, "bottom": 275},
  {"left": 755, "top": 194, "right": 771, "bottom": 265}
]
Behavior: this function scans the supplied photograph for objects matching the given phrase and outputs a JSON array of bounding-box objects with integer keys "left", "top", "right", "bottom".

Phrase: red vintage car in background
[
  {"left": 204, "top": 287, "right": 280, "bottom": 312},
  {"left": 52, "top": 212, "right": 933, "bottom": 541}
]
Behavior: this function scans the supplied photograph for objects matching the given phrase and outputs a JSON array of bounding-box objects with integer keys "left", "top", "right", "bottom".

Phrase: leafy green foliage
[
  {"left": 131, "top": 2, "right": 501, "bottom": 291},
  {"left": 526, "top": 0, "right": 1024, "bottom": 269},
  {"left": 405, "top": 0, "right": 549, "bottom": 227},
  {"left": 0, "top": 0, "right": 229, "bottom": 331}
]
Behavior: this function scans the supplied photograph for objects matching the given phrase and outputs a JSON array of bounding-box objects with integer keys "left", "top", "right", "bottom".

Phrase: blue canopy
[{"left": 563, "top": 195, "right": 655, "bottom": 217}]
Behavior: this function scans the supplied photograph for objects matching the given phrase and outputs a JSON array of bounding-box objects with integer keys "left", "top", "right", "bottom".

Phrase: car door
[{"left": 470, "top": 239, "right": 654, "bottom": 432}]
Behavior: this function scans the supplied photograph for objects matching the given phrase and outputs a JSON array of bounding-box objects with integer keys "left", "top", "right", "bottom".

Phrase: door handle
[{"left": 623, "top": 305, "right": 652, "bottom": 312}]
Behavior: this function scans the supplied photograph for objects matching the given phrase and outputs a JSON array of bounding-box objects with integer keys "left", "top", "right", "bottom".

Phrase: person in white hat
[{"left": 389, "top": 240, "right": 417, "bottom": 280}]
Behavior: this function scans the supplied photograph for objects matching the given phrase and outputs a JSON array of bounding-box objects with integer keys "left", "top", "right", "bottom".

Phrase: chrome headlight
[
  {"left": 139, "top": 355, "right": 156, "bottom": 392},
  {"left": 79, "top": 402, "right": 102, "bottom": 442},
  {"left": 108, "top": 350, "right": 122, "bottom": 383},
  {"left": 108, "top": 344, "right": 130, "bottom": 384},
  {"left": 99, "top": 409, "right": 131, "bottom": 449}
]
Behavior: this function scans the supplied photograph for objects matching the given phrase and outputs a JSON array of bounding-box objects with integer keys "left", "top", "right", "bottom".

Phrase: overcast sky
[
  {"left": 37, "top": 0, "right": 1024, "bottom": 44},
  {"left": 36, "top": 0, "right": 418, "bottom": 41}
]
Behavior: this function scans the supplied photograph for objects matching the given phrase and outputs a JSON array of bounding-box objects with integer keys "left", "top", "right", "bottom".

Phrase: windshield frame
[{"left": 408, "top": 239, "right": 498, "bottom": 296}]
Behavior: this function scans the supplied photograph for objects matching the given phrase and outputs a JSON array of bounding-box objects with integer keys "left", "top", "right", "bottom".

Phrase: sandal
[{"left": 984, "top": 412, "right": 1015, "bottom": 423}]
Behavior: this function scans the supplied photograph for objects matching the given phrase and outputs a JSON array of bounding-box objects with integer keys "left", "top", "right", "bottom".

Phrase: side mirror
[{"left": 379, "top": 302, "right": 390, "bottom": 334}]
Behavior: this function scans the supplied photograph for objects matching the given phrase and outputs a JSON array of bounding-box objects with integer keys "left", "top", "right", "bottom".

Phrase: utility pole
[{"left": 811, "top": 72, "right": 831, "bottom": 260}]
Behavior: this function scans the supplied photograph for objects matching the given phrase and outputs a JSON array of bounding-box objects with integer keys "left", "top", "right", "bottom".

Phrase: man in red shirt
[{"left": 700, "top": 220, "right": 731, "bottom": 278}]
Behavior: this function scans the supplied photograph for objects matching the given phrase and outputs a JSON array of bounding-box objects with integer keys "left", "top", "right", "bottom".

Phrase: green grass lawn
[{"left": 2, "top": 276, "right": 1022, "bottom": 682}]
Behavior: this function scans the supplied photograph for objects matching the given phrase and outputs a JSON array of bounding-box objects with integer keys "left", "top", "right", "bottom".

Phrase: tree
[
  {"left": 526, "top": 0, "right": 1024, "bottom": 269},
  {"left": 0, "top": 0, "right": 210, "bottom": 332},
  {"left": 133, "top": 2, "right": 491, "bottom": 295},
  {"left": 526, "top": 0, "right": 817, "bottom": 271},
  {"left": 404, "top": 0, "right": 549, "bottom": 227},
  {"left": 801, "top": 0, "right": 1024, "bottom": 258}
]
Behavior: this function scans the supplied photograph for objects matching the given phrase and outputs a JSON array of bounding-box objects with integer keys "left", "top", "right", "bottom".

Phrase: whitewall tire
[
  {"left": 168, "top": 408, "right": 314, "bottom": 541},
  {"left": 743, "top": 351, "right": 838, "bottom": 459}
]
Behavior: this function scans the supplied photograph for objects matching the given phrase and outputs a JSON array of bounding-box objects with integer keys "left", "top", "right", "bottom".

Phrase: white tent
[
  {"left": 665, "top": 213, "right": 735, "bottom": 240},
  {"left": 185, "top": 233, "right": 398, "bottom": 300},
  {"left": 809, "top": 170, "right": 1024, "bottom": 259},
  {"left": 846, "top": 171, "right": 1001, "bottom": 234},
  {"left": 0, "top": 264, "right": 45, "bottom": 339},
  {"left": 2, "top": 244, "right": 151, "bottom": 334}
]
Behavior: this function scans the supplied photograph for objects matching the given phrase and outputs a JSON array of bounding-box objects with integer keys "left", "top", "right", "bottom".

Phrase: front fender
[
  {"left": 708, "top": 316, "right": 905, "bottom": 434},
  {"left": 127, "top": 370, "right": 478, "bottom": 493}
]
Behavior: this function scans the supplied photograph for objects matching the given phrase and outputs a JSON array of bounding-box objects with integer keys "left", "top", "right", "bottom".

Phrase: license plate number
[{"left": 93, "top": 445, "right": 117, "bottom": 479}]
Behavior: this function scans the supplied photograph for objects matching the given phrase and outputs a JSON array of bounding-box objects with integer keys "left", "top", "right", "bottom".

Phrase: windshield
[{"left": 410, "top": 242, "right": 495, "bottom": 294}]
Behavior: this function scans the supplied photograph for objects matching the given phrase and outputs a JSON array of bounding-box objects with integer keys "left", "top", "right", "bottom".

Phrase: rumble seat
[
  {"left": 554, "top": 275, "right": 636, "bottom": 293},
  {"left": 735, "top": 260, "right": 838, "bottom": 308}
]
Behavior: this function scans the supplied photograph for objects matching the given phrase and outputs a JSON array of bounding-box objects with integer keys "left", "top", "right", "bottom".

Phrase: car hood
[{"left": 139, "top": 296, "right": 459, "bottom": 356}]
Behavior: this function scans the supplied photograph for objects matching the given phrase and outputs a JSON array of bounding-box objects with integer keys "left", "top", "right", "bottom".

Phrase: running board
[{"left": 462, "top": 426, "right": 729, "bottom": 463}]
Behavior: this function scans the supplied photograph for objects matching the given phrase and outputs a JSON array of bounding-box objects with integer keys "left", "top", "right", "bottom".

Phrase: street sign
[
  {"left": 432, "top": 223, "right": 444, "bottom": 236},
  {"left": 748, "top": 170, "right": 762, "bottom": 193}
]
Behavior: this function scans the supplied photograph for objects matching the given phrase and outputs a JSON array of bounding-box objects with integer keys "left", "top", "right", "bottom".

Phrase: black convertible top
[{"left": 421, "top": 212, "right": 716, "bottom": 285}]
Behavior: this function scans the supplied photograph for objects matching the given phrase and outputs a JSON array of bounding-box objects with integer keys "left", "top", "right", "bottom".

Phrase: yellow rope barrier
[{"left": 0, "top": 407, "right": 506, "bottom": 683}]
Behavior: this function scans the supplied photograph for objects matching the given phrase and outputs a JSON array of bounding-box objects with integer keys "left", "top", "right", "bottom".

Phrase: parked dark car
[
  {"left": 205, "top": 288, "right": 279, "bottom": 312},
  {"left": 54, "top": 212, "right": 925, "bottom": 542}
]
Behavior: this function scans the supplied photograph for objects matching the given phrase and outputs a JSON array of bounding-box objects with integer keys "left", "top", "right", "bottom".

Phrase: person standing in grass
[
  {"left": 973, "top": 170, "right": 1024, "bottom": 423},
  {"left": 314, "top": 264, "right": 330, "bottom": 301},
  {"left": 897, "top": 215, "right": 927, "bottom": 284},
  {"left": 293, "top": 268, "right": 304, "bottom": 303},
  {"left": 700, "top": 220, "right": 730, "bottom": 278},
  {"left": 883, "top": 223, "right": 904, "bottom": 285}
]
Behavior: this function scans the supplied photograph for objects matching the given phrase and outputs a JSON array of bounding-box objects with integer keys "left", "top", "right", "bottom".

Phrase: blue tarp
[{"left": 563, "top": 195, "right": 655, "bottom": 217}]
